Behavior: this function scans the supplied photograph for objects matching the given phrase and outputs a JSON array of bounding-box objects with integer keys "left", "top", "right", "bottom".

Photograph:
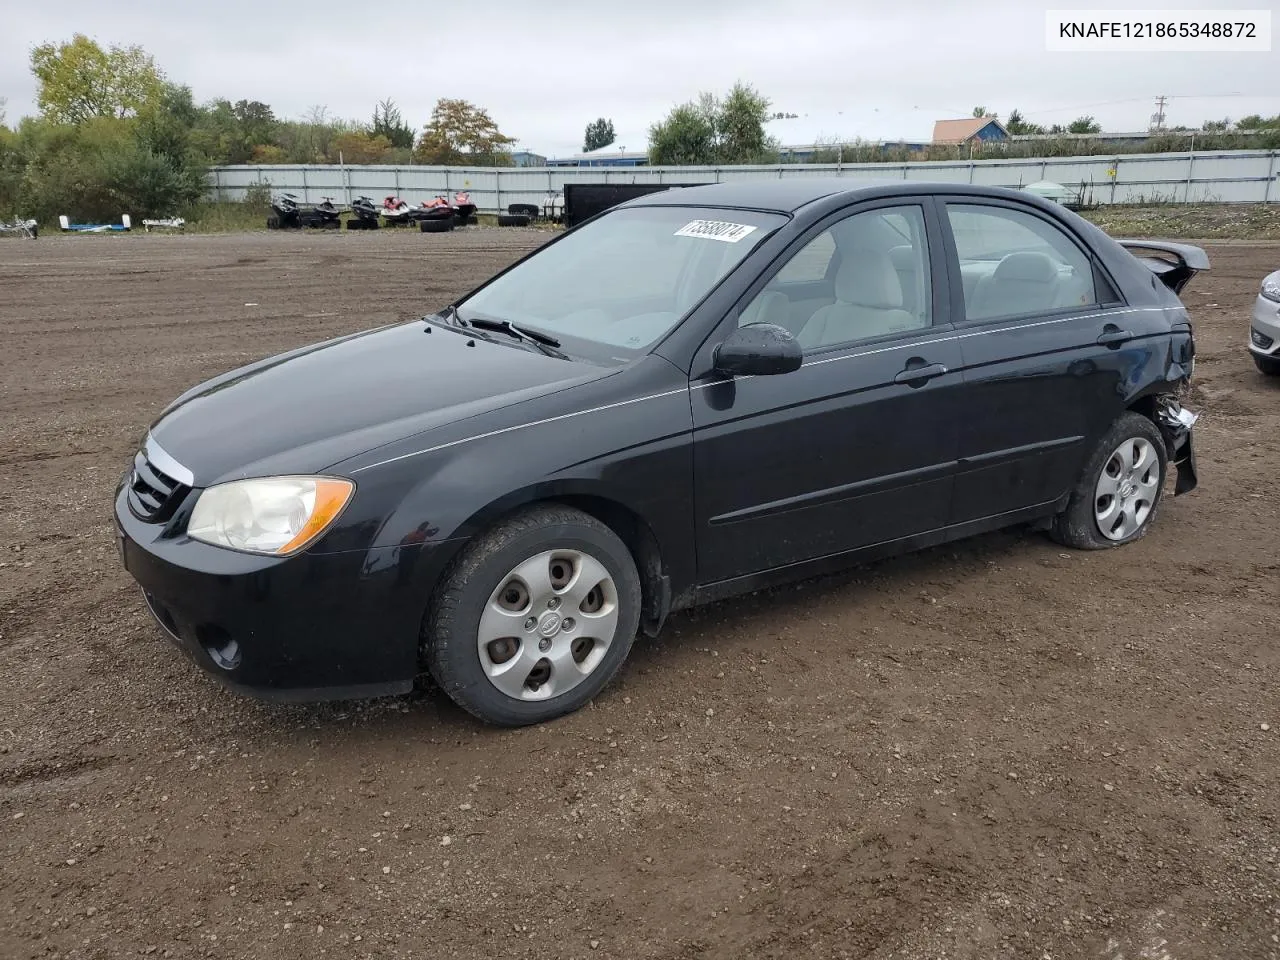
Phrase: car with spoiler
[{"left": 114, "top": 179, "right": 1205, "bottom": 726}]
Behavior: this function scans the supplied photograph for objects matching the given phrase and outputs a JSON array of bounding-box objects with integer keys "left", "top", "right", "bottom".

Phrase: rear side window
[{"left": 946, "top": 203, "right": 1097, "bottom": 321}]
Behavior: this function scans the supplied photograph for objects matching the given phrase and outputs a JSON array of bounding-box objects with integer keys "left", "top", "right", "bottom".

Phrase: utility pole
[{"left": 1150, "top": 95, "right": 1168, "bottom": 132}]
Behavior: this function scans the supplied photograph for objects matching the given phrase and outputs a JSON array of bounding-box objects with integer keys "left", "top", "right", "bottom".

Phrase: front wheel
[
  {"left": 424, "top": 505, "right": 642, "bottom": 726},
  {"left": 1051, "top": 412, "right": 1168, "bottom": 550},
  {"left": 1253, "top": 353, "right": 1280, "bottom": 377}
]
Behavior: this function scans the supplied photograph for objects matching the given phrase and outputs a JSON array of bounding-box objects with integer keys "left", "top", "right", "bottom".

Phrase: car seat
[
  {"left": 738, "top": 290, "right": 794, "bottom": 330},
  {"left": 968, "top": 251, "right": 1062, "bottom": 320},
  {"left": 887, "top": 245, "right": 920, "bottom": 315},
  {"left": 797, "top": 250, "right": 920, "bottom": 349}
]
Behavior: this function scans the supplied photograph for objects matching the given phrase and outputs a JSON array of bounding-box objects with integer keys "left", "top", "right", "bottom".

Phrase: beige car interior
[
  {"left": 738, "top": 211, "right": 931, "bottom": 350},
  {"left": 739, "top": 206, "right": 1097, "bottom": 348}
]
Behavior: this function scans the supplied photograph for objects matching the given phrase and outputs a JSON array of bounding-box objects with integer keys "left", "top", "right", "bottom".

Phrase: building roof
[{"left": 931, "top": 117, "right": 1008, "bottom": 143}]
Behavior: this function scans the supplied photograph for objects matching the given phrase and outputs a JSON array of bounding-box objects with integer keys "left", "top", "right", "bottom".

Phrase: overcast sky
[{"left": 3, "top": 1, "right": 1276, "bottom": 158}]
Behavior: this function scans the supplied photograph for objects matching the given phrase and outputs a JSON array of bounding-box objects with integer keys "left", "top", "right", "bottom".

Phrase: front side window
[
  {"left": 458, "top": 205, "right": 785, "bottom": 362},
  {"left": 946, "top": 203, "right": 1098, "bottom": 321},
  {"left": 738, "top": 205, "right": 933, "bottom": 351}
]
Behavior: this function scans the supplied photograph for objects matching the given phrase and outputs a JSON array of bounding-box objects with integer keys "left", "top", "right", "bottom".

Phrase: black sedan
[{"left": 115, "top": 179, "right": 1204, "bottom": 726}]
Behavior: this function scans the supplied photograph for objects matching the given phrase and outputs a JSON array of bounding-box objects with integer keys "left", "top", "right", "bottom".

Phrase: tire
[
  {"left": 1050, "top": 412, "right": 1168, "bottom": 550},
  {"left": 420, "top": 218, "right": 454, "bottom": 233},
  {"left": 1253, "top": 353, "right": 1280, "bottom": 377},
  {"left": 266, "top": 216, "right": 279, "bottom": 229},
  {"left": 508, "top": 203, "right": 540, "bottom": 219},
  {"left": 497, "top": 213, "right": 531, "bottom": 227},
  {"left": 424, "top": 505, "right": 642, "bottom": 726}
]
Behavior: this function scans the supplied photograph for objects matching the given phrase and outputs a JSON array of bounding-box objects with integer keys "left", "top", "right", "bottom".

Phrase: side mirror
[{"left": 712, "top": 323, "right": 803, "bottom": 377}]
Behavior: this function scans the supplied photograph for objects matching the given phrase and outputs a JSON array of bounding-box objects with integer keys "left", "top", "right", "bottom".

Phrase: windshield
[{"left": 456, "top": 205, "right": 786, "bottom": 362}]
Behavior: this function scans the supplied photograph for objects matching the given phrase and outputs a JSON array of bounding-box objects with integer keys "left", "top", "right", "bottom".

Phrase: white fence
[{"left": 209, "top": 149, "right": 1280, "bottom": 214}]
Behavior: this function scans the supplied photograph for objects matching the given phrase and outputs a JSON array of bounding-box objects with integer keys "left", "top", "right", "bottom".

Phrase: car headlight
[
  {"left": 187, "top": 476, "right": 354, "bottom": 556},
  {"left": 1262, "top": 277, "right": 1280, "bottom": 303}
]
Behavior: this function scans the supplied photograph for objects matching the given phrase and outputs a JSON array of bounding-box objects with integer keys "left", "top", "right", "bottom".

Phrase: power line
[{"left": 1025, "top": 92, "right": 1254, "bottom": 117}]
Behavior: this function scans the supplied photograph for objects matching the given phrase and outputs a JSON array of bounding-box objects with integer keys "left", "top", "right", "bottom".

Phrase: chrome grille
[{"left": 127, "top": 450, "right": 188, "bottom": 522}]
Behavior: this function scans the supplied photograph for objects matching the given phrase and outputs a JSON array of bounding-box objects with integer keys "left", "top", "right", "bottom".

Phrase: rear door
[
  {"left": 689, "top": 200, "right": 964, "bottom": 585},
  {"left": 936, "top": 197, "right": 1172, "bottom": 523}
]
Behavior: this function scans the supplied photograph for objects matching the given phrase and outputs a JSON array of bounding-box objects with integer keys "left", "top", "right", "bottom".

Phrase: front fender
[{"left": 339, "top": 376, "right": 696, "bottom": 600}]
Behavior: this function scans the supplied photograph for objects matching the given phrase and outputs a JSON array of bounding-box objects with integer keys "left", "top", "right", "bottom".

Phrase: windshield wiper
[
  {"left": 462, "top": 316, "right": 568, "bottom": 359},
  {"left": 431, "top": 304, "right": 465, "bottom": 326}
]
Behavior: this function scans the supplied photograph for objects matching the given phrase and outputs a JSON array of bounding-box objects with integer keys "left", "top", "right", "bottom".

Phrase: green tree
[
  {"left": 1066, "top": 115, "right": 1102, "bottom": 134},
  {"left": 30, "top": 34, "right": 164, "bottom": 123},
  {"left": 333, "top": 130, "right": 393, "bottom": 163},
  {"left": 191, "top": 98, "right": 277, "bottom": 164},
  {"left": 1237, "top": 114, "right": 1280, "bottom": 129},
  {"left": 371, "top": 98, "right": 415, "bottom": 149},
  {"left": 413, "top": 98, "right": 516, "bottom": 165},
  {"left": 13, "top": 116, "right": 203, "bottom": 221},
  {"left": 648, "top": 82, "right": 776, "bottom": 165},
  {"left": 716, "top": 82, "right": 775, "bottom": 163},
  {"left": 583, "top": 117, "right": 615, "bottom": 152},
  {"left": 648, "top": 99, "right": 717, "bottom": 164},
  {"left": 137, "top": 83, "right": 198, "bottom": 162},
  {"left": 972, "top": 106, "right": 995, "bottom": 118},
  {"left": 1005, "top": 109, "right": 1045, "bottom": 135},
  {"left": 1201, "top": 117, "right": 1232, "bottom": 132}
]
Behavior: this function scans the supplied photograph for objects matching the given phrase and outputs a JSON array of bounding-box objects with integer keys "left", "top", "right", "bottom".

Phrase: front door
[{"left": 690, "top": 201, "right": 964, "bottom": 586}]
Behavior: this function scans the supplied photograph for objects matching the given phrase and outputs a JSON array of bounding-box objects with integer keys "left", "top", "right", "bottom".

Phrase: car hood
[{"left": 149, "top": 320, "right": 604, "bottom": 484}]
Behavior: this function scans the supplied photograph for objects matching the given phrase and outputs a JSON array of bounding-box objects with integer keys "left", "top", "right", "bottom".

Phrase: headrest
[
  {"left": 887, "top": 245, "right": 917, "bottom": 270},
  {"left": 993, "top": 251, "right": 1059, "bottom": 283},
  {"left": 835, "top": 250, "right": 904, "bottom": 309}
]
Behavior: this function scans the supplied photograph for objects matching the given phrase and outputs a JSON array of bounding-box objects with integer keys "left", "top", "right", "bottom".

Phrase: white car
[{"left": 1249, "top": 268, "right": 1280, "bottom": 376}]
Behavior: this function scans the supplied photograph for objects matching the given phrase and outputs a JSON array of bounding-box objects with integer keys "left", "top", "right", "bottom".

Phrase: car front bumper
[
  {"left": 1249, "top": 292, "right": 1280, "bottom": 356},
  {"left": 114, "top": 484, "right": 462, "bottom": 702}
]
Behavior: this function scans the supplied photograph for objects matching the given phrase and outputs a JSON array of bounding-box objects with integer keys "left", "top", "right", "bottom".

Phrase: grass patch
[
  {"left": 183, "top": 200, "right": 272, "bottom": 233},
  {"left": 1081, "top": 202, "right": 1280, "bottom": 241}
]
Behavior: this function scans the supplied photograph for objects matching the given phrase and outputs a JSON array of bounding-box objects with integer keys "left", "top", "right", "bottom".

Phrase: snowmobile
[
  {"left": 348, "top": 195, "right": 380, "bottom": 230},
  {"left": 381, "top": 196, "right": 415, "bottom": 227},
  {"left": 415, "top": 196, "right": 457, "bottom": 233},
  {"left": 452, "top": 191, "right": 477, "bottom": 224},
  {"left": 419, "top": 196, "right": 456, "bottom": 220},
  {"left": 303, "top": 196, "right": 342, "bottom": 229},
  {"left": 268, "top": 192, "right": 302, "bottom": 229}
]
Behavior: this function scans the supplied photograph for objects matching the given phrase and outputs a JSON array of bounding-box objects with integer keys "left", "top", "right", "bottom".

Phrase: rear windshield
[{"left": 457, "top": 205, "right": 786, "bottom": 362}]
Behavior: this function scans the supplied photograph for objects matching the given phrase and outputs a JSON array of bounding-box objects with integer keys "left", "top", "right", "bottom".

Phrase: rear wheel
[
  {"left": 1050, "top": 412, "right": 1168, "bottom": 550},
  {"left": 1253, "top": 353, "right": 1280, "bottom": 377},
  {"left": 424, "top": 505, "right": 641, "bottom": 726}
]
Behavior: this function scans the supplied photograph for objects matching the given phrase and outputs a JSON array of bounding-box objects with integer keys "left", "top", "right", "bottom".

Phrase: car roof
[{"left": 619, "top": 177, "right": 1034, "bottom": 214}]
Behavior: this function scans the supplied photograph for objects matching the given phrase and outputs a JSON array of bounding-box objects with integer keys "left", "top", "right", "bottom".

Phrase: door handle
[
  {"left": 894, "top": 361, "right": 948, "bottom": 385},
  {"left": 1097, "top": 325, "right": 1133, "bottom": 347}
]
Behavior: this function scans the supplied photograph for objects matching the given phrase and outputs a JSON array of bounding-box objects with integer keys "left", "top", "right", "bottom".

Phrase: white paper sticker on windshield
[{"left": 674, "top": 220, "right": 758, "bottom": 243}]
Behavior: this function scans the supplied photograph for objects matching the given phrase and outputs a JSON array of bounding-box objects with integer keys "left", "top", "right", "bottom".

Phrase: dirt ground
[{"left": 1, "top": 228, "right": 1277, "bottom": 960}]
